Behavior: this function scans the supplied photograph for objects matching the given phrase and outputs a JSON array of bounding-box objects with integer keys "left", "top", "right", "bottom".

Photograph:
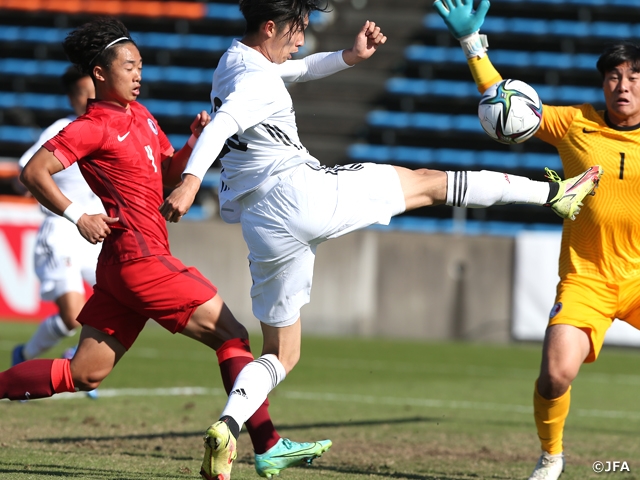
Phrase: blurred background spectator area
[{"left": 0, "top": 0, "right": 637, "bottom": 230}]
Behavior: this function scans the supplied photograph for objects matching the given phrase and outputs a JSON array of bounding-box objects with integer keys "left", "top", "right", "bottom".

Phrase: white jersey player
[
  {"left": 158, "top": 1, "right": 602, "bottom": 477},
  {"left": 12, "top": 66, "right": 104, "bottom": 371}
]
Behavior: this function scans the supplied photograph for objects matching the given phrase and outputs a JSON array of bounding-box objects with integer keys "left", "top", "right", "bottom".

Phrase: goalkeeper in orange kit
[{"left": 434, "top": 1, "right": 640, "bottom": 479}]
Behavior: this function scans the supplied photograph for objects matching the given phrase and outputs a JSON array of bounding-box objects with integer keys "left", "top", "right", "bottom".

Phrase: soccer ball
[{"left": 478, "top": 79, "right": 543, "bottom": 144}]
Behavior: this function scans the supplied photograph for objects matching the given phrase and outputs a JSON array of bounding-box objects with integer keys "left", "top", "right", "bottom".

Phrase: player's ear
[
  {"left": 263, "top": 20, "right": 277, "bottom": 38},
  {"left": 92, "top": 65, "right": 106, "bottom": 83}
]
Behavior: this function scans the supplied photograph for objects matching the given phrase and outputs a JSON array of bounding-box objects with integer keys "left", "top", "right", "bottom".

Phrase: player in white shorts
[
  {"left": 158, "top": 1, "right": 602, "bottom": 477},
  {"left": 12, "top": 66, "right": 104, "bottom": 378}
]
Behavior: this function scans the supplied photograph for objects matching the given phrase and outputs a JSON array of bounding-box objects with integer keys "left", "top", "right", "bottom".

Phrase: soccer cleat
[
  {"left": 11, "top": 344, "right": 26, "bottom": 366},
  {"left": 254, "top": 438, "right": 332, "bottom": 478},
  {"left": 545, "top": 165, "right": 603, "bottom": 220},
  {"left": 62, "top": 346, "right": 98, "bottom": 399},
  {"left": 201, "top": 421, "right": 237, "bottom": 480},
  {"left": 528, "top": 451, "right": 564, "bottom": 480}
]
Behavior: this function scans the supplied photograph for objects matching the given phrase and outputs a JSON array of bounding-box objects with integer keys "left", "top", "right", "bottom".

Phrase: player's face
[
  {"left": 272, "top": 17, "right": 308, "bottom": 64},
  {"left": 96, "top": 43, "right": 143, "bottom": 107},
  {"left": 69, "top": 76, "right": 95, "bottom": 117},
  {"left": 603, "top": 62, "right": 640, "bottom": 126}
]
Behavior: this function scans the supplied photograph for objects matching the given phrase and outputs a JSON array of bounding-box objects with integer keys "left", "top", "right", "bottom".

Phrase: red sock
[
  {"left": 0, "top": 358, "right": 74, "bottom": 401},
  {"left": 217, "top": 338, "right": 280, "bottom": 454}
]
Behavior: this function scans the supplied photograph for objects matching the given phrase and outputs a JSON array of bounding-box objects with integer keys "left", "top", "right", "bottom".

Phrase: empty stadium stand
[{"left": 0, "top": 0, "right": 634, "bottom": 229}]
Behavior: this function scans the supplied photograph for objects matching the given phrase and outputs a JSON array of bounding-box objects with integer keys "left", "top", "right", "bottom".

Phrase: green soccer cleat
[
  {"left": 254, "top": 438, "right": 332, "bottom": 478},
  {"left": 545, "top": 165, "right": 603, "bottom": 220},
  {"left": 200, "top": 421, "right": 237, "bottom": 480}
]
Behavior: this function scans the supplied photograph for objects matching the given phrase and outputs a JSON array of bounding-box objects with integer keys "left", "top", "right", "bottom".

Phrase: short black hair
[
  {"left": 63, "top": 17, "right": 136, "bottom": 76},
  {"left": 239, "top": 0, "right": 329, "bottom": 36},
  {"left": 596, "top": 42, "right": 640, "bottom": 78},
  {"left": 60, "top": 65, "right": 88, "bottom": 95}
]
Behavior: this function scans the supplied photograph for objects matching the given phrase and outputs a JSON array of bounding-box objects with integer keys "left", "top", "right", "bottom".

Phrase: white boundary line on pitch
[{"left": 36, "top": 386, "right": 640, "bottom": 421}]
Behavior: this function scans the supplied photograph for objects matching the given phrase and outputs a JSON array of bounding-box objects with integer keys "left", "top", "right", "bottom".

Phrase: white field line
[
  {"left": 33, "top": 386, "right": 640, "bottom": 421},
  {"left": 2, "top": 340, "right": 639, "bottom": 386}
]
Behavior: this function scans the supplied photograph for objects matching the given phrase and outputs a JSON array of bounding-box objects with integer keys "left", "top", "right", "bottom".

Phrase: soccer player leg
[
  {"left": 529, "top": 276, "right": 615, "bottom": 479},
  {"left": 183, "top": 294, "right": 283, "bottom": 454}
]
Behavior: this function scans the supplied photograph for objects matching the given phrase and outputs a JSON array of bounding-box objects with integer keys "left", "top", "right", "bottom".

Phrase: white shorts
[
  {"left": 240, "top": 162, "right": 405, "bottom": 326},
  {"left": 34, "top": 216, "right": 101, "bottom": 301}
]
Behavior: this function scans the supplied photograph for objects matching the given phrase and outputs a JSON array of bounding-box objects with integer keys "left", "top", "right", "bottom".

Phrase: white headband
[{"left": 89, "top": 36, "right": 130, "bottom": 65}]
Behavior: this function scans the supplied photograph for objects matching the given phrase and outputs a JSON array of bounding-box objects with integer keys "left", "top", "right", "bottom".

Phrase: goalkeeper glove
[{"left": 433, "top": 0, "right": 491, "bottom": 59}]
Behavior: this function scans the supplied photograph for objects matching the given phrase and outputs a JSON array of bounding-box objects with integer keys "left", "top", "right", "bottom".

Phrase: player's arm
[
  {"left": 21, "top": 148, "right": 117, "bottom": 244},
  {"left": 277, "top": 21, "right": 386, "bottom": 82},
  {"left": 432, "top": 0, "right": 500, "bottom": 93},
  {"left": 161, "top": 110, "right": 211, "bottom": 188},
  {"left": 159, "top": 111, "right": 239, "bottom": 223}
]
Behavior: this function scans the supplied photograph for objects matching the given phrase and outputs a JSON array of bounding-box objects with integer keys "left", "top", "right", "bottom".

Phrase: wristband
[
  {"left": 187, "top": 134, "right": 197, "bottom": 148},
  {"left": 62, "top": 202, "right": 86, "bottom": 225},
  {"left": 459, "top": 31, "right": 489, "bottom": 59}
]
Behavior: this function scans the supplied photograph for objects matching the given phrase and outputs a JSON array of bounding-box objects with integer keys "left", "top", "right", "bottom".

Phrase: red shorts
[{"left": 77, "top": 255, "right": 217, "bottom": 350}]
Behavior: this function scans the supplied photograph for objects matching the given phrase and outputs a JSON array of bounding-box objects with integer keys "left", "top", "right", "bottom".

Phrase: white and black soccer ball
[{"left": 478, "top": 79, "right": 543, "bottom": 144}]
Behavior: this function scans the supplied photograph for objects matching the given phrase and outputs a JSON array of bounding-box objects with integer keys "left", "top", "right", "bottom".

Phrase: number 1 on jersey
[{"left": 144, "top": 145, "right": 157, "bottom": 173}]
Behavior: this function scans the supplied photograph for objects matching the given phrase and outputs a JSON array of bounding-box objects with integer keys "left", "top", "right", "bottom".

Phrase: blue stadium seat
[
  {"left": 369, "top": 216, "right": 562, "bottom": 237},
  {"left": 490, "top": 0, "right": 635, "bottom": 7},
  {"left": 205, "top": 3, "right": 244, "bottom": 20},
  {"left": 0, "top": 126, "right": 42, "bottom": 143},
  {"left": 347, "top": 144, "right": 563, "bottom": 171},
  {"left": 385, "top": 78, "right": 603, "bottom": 105},
  {"left": 0, "top": 58, "right": 216, "bottom": 85},
  {"left": 0, "top": 25, "right": 235, "bottom": 52},
  {"left": 424, "top": 13, "right": 635, "bottom": 40},
  {"left": 405, "top": 45, "right": 601, "bottom": 72},
  {"left": 0, "top": 91, "right": 210, "bottom": 118}
]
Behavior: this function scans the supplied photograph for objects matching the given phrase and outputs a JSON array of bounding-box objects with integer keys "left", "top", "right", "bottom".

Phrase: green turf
[{"left": 0, "top": 321, "right": 638, "bottom": 479}]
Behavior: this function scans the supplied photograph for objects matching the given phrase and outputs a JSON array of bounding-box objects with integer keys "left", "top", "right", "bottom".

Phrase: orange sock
[
  {"left": 51, "top": 358, "right": 76, "bottom": 394},
  {"left": 533, "top": 380, "right": 571, "bottom": 455}
]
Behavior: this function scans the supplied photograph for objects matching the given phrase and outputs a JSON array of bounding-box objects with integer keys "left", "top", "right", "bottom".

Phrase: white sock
[
  {"left": 446, "top": 170, "right": 550, "bottom": 208},
  {"left": 220, "top": 354, "right": 286, "bottom": 428},
  {"left": 23, "top": 314, "right": 76, "bottom": 360}
]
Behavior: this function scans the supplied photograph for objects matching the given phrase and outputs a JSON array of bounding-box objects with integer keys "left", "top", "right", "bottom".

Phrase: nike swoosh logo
[
  {"left": 118, "top": 132, "right": 130, "bottom": 142},
  {"left": 583, "top": 128, "right": 598, "bottom": 134}
]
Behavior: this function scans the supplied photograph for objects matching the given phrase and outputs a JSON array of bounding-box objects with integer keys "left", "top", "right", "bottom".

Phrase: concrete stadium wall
[{"left": 167, "top": 220, "right": 514, "bottom": 343}]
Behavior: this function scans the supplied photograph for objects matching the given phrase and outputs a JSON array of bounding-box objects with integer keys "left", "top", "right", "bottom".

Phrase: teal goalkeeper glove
[{"left": 432, "top": 0, "right": 490, "bottom": 39}]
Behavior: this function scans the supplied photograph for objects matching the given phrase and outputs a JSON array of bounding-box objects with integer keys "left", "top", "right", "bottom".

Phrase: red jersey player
[{"left": 0, "top": 17, "right": 330, "bottom": 479}]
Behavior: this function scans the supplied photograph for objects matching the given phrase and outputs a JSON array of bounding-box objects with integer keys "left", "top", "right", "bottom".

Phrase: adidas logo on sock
[{"left": 230, "top": 388, "right": 248, "bottom": 399}]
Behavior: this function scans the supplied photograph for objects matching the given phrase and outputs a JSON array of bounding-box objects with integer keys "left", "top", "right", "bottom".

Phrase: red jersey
[{"left": 44, "top": 100, "right": 175, "bottom": 265}]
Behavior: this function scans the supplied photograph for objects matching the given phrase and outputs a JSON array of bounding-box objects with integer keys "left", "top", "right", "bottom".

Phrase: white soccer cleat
[{"left": 528, "top": 451, "right": 564, "bottom": 480}]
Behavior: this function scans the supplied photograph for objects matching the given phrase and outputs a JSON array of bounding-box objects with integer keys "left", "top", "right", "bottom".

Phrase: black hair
[
  {"left": 63, "top": 17, "right": 136, "bottom": 76},
  {"left": 60, "top": 65, "right": 88, "bottom": 95},
  {"left": 239, "top": 0, "right": 329, "bottom": 36},
  {"left": 596, "top": 42, "right": 640, "bottom": 78}
]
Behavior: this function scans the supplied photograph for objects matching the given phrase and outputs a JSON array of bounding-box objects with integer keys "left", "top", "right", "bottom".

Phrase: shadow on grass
[
  {"left": 37, "top": 415, "right": 440, "bottom": 444},
  {"left": 0, "top": 461, "right": 187, "bottom": 479}
]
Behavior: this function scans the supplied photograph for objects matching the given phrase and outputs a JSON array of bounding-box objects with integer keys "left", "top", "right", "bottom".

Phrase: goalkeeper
[{"left": 434, "top": 1, "right": 640, "bottom": 479}]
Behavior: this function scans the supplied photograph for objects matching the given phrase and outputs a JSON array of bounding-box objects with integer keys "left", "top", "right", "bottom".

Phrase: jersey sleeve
[
  {"left": 43, "top": 116, "right": 105, "bottom": 168},
  {"left": 216, "top": 72, "right": 282, "bottom": 133},
  {"left": 276, "top": 51, "right": 350, "bottom": 83},
  {"left": 536, "top": 105, "right": 581, "bottom": 147}
]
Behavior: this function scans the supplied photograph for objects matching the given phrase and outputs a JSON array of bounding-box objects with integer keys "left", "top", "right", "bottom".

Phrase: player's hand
[
  {"left": 158, "top": 174, "right": 201, "bottom": 223},
  {"left": 433, "top": 0, "right": 490, "bottom": 39},
  {"left": 190, "top": 110, "right": 211, "bottom": 138},
  {"left": 342, "top": 21, "right": 387, "bottom": 66},
  {"left": 76, "top": 213, "right": 119, "bottom": 244}
]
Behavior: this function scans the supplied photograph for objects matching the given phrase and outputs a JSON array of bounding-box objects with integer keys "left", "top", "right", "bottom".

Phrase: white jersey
[
  {"left": 185, "top": 40, "right": 351, "bottom": 211},
  {"left": 19, "top": 116, "right": 105, "bottom": 217}
]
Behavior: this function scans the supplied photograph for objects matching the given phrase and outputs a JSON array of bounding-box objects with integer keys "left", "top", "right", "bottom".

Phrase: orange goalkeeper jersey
[{"left": 537, "top": 104, "right": 640, "bottom": 281}]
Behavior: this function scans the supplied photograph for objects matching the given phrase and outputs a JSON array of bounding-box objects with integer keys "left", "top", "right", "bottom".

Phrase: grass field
[{"left": 1, "top": 321, "right": 639, "bottom": 480}]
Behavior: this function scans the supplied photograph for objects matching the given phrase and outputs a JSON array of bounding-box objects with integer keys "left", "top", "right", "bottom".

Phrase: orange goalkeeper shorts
[{"left": 548, "top": 273, "right": 640, "bottom": 362}]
